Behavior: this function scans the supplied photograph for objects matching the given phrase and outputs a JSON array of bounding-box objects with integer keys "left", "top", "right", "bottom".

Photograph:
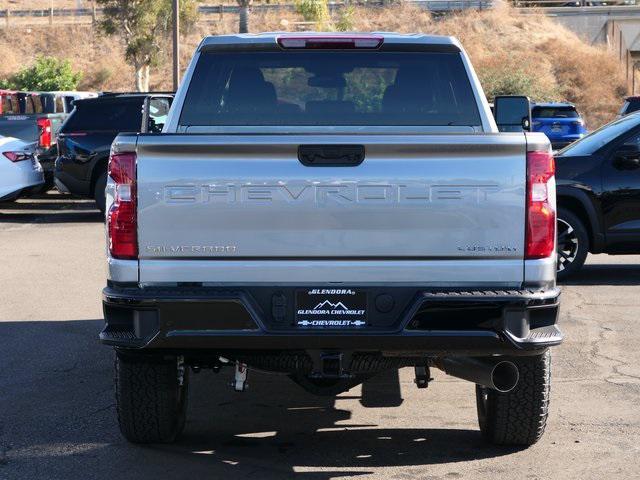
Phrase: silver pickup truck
[{"left": 101, "top": 33, "right": 562, "bottom": 446}]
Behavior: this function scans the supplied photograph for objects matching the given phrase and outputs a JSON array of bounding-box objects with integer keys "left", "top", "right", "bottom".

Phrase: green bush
[
  {"left": 479, "top": 63, "right": 558, "bottom": 102},
  {"left": 334, "top": 5, "right": 355, "bottom": 32},
  {"left": 4, "top": 56, "right": 82, "bottom": 91},
  {"left": 296, "top": 0, "right": 329, "bottom": 28}
]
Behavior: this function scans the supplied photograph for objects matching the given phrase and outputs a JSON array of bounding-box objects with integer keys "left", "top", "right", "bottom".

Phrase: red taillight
[
  {"left": 36, "top": 118, "right": 52, "bottom": 148},
  {"left": 277, "top": 35, "right": 383, "bottom": 49},
  {"left": 525, "top": 150, "right": 556, "bottom": 259},
  {"left": 3, "top": 151, "right": 31, "bottom": 162},
  {"left": 108, "top": 152, "right": 138, "bottom": 259}
]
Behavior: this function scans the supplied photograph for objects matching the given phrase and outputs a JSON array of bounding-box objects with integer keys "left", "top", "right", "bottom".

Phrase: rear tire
[
  {"left": 94, "top": 171, "right": 107, "bottom": 213},
  {"left": 556, "top": 208, "right": 588, "bottom": 281},
  {"left": 476, "top": 351, "right": 551, "bottom": 446},
  {"left": 115, "top": 352, "right": 188, "bottom": 444}
]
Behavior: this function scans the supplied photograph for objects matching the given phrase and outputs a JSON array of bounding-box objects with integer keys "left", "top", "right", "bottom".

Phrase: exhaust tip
[{"left": 491, "top": 361, "right": 519, "bottom": 393}]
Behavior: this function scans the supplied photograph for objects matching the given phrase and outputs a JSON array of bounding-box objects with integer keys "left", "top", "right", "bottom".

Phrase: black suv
[
  {"left": 556, "top": 112, "right": 640, "bottom": 279},
  {"left": 54, "top": 93, "right": 172, "bottom": 212}
]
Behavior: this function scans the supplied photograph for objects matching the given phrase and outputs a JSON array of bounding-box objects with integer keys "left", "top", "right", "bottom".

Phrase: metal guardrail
[
  {"left": 4, "top": 0, "right": 638, "bottom": 26},
  {"left": 0, "top": 1, "right": 494, "bottom": 22},
  {"left": 0, "top": 0, "right": 637, "bottom": 22},
  {"left": 512, "top": 0, "right": 637, "bottom": 6}
]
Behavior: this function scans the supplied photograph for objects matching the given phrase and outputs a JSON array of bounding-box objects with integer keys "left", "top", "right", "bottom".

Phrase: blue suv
[{"left": 531, "top": 102, "right": 587, "bottom": 150}]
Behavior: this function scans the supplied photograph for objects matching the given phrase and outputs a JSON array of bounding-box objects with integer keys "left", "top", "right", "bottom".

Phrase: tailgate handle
[{"left": 298, "top": 145, "right": 365, "bottom": 167}]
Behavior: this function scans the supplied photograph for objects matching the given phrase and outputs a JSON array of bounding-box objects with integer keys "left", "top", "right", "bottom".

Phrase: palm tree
[{"left": 237, "top": 0, "right": 252, "bottom": 33}]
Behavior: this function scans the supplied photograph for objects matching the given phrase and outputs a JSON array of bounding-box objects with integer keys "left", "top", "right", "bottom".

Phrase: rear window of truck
[
  {"left": 532, "top": 106, "right": 579, "bottom": 119},
  {"left": 61, "top": 99, "right": 143, "bottom": 133},
  {"left": 1, "top": 93, "right": 43, "bottom": 115},
  {"left": 180, "top": 51, "right": 481, "bottom": 127}
]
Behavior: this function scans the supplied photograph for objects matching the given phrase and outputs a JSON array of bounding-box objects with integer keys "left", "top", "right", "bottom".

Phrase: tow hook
[
  {"left": 231, "top": 361, "right": 248, "bottom": 392},
  {"left": 414, "top": 365, "right": 432, "bottom": 389}
]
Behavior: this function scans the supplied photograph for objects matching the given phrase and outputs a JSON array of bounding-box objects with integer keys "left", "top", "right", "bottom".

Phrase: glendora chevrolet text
[{"left": 101, "top": 33, "right": 562, "bottom": 447}]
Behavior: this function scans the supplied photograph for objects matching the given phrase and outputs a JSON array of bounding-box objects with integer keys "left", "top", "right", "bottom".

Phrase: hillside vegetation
[{"left": 0, "top": 3, "right": 627, "bottom": 127}]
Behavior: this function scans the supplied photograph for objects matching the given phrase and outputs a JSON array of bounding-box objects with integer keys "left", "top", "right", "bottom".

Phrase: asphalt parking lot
[{"left": 1, "top": 193, "right": 639, "bottom": 480}]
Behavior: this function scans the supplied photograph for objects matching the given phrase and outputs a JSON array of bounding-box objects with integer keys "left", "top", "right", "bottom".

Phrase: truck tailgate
[
  {"left": 0, "top": 117, "right": 38, "bottom": 143},
  {"left": 135, "top": 133, "right": 527, "bottom": 285}
]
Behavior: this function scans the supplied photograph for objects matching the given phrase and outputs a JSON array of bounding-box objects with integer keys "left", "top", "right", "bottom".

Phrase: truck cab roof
[{"left": 198, "top": 32, "right": 462, "bottom": 52}]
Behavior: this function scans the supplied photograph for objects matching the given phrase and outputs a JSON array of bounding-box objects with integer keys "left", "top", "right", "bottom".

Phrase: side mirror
[
  {"left": 142, "top": 96, "right": 173, "bottom": 134},
  {"left": 493, "top": 96, "right": 532, "bottom": 133},
  {"left": 616, "top": 143, "right": 640, "bottom": 155},
  {"left": 614, "top": 143, "right": 640, "bottom": 170}
]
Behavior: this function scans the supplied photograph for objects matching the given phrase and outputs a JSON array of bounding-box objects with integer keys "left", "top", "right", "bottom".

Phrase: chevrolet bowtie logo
[{"left": 298, "top": 320, "right": 366, "bottom": 327}]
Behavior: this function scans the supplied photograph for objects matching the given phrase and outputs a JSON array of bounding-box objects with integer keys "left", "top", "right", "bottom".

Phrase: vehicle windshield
[
  {"left": 180, "top": 51, "right": 481, "bottom": 127},
  {"left": 532, "top": 106, "right": 578, "bottom": 119},
  {"left": 559, "top": 112, "right": 640, "bottom": 156}
]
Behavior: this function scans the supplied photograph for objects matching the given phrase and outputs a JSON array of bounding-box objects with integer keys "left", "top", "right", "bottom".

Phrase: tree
[
  {"left": 296, "top": 0, "right": 329, "bottom": 29},
  {"left": 4, "top": 56, "right": 82, "bottom": 91},
  {"left": 96, "top": 0, "right": 198, "bottom": 92},
  {"left": 237, "top": 0, "right": 252, "bottom": 34}
]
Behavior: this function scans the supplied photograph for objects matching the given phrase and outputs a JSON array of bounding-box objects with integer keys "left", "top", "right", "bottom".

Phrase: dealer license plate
[{"left": 296, "top": 288, "right": 367, "bottom": 328}]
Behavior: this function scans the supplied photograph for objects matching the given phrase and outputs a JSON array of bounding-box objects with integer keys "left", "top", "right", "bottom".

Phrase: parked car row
[
  {"left": 0, "top": 89, "right": 97, "bottom": 192},
  {"left": 54, "top": 92, "right": 173, "bottom": 212},
  {"left": 0, "top": 89, "right": 172, "bottom": 207}
]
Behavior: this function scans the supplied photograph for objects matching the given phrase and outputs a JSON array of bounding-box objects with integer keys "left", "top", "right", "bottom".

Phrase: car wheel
[
  {"left": 476, "top": 351, "right": 551, "bottom": 446},
  {"left": 556, "top": 208, "right": 588, "bottom": 281},
  {"left": 115, "top": 352, "right": 189, "bottom": 444},
  {"left": 94, "top": 171, "right": 107, "bottom": 213}
]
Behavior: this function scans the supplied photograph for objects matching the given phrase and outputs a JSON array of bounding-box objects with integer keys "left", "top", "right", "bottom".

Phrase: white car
[{"left": 0, "top": 135, "right": 44, "bottom": 202}]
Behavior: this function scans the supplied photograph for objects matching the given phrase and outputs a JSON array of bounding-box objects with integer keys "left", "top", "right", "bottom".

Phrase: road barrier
[{"left": 0, "top": 1, "right": 495, "bottom": 27}]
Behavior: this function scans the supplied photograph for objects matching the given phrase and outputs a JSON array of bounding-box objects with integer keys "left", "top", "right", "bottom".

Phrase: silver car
[{"left": 0, "top": 135, "right": 43, "bottom": 202}]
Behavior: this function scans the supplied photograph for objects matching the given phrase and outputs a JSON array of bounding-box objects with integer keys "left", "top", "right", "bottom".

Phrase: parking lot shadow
[
  {"left": 560, "top": 263, "right": 640, "bottom": 286},
  {"left": 0, "top": 192, "right": 102, "bottom": 224},
  {"left": 0, "top": 319, "right": 520, "bottom": 480}
]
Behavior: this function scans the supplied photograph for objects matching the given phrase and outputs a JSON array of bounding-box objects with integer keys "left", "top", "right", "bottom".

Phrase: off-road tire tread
[
  {"left": 477, "top": 351, "right": 551, "bottom": 446},
  {"left": 115, "top": 353, "right": 187, "bottom": 444}
]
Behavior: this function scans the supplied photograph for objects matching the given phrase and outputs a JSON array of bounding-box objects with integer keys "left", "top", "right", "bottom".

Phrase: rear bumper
[
  {"left": 0, "top": 168, "right": 44, "bottom": 200},
  {"left": 101, "top": 285, "right": 562, "bottom": 356},
  {"left": 37, "top": 152, "right": 57, "bottom": 172}
]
